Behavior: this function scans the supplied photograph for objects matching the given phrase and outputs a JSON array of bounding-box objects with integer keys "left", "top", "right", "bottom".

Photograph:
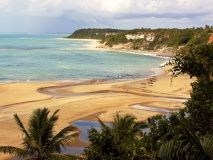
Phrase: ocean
[{"left": 0, "top": 34, "right": 166, "bottom": 83}]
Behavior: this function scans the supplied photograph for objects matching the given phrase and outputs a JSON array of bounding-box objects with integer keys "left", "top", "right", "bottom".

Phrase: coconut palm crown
[
  {"left": 85, "top": 112, "right": 148, "bottom": 159},
  {"left": 110, "top": 113, "right": 148, "bottom": 142},
  {"left": 0, "top": 108, "right": 77, "bottom": 160}
]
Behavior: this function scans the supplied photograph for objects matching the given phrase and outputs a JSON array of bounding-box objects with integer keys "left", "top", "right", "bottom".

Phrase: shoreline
[
  {"left": 0, "top": 38, "right": 169, "bottom": 85},
  {"left": 0, "top": 66, "right": 195, "bottom": 159},
  {"left": 0, "top": 63, "right": 167, "bottom": 85},
  {"left": 0, "top": 38, "right": 193, "bottom": 159},
  {"left": 63, "top": 38, "right": 172, "bottom": 58}
]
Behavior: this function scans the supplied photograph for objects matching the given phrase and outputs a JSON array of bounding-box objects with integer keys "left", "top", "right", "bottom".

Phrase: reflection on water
[
  {"left": 162, "top": 97, "right": 188, "bottom": 102},
  {"left": 62, "top": 120, "right": 111, "bottom": 156},
  {"left": 11, "top": 120, "right": 109, "bottom": 159},
  {"left": 12, "top": 105, "right": 182, "bottom": 159},
  {"left": 12, "top": 146, "right": 85, "bottom": 160},
  {"left": 61, "top": 146, "right": 85, "bottom": 156},
  {"left": 131, "top": 104, "right": 179, "bottom": 119},
  {"left": 131, "top": 105, "right": 174, "bottom": 113},
  {"left": 131, "top": 104, "right": 180, "bottom": 134},
  {"left": 38, "top": 85, "right": 116, "bottom": 98},
  {"left": 72, "top": 105, "right": 180, "bottom": 141},
  {"left": 72, "top": 120, "right": 111, "bottom": 142}
]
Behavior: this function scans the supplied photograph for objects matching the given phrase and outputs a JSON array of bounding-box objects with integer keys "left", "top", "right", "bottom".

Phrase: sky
[{"left": 0, "top": 0, "right": 213, "bottom": 33}]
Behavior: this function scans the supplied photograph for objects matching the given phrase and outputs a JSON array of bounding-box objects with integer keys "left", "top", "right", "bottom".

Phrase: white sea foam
[{"left": 151, "top": 68, "right": 165, "bottom": 76}]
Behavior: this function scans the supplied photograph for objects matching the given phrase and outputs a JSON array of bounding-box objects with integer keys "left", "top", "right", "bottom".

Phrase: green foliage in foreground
[
  {"left": 84, "top": 113, "right": 148, "bottom": 160},
  {"left": 169, "top": 43, "right": 213, "bottom": 134},
  {"left": 152, "top": 115, "right": 213, "bottom": 160},
  {"left": 84, "top": 43, "right": 213, "bottom": 159},
  {"left": 149, "top": 43, "right": 213, "bottom": 159},
  {"left": 0, "top": 108, "right": 78, "bottom": 160}
]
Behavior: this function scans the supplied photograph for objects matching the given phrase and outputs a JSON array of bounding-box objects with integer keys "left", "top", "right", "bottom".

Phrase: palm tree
[
  {"left": 98, "top": 113, "right": 148, "bottom": 143},
  {"left": 85, "top": 112, "right": 148, "bottom": 159},
  {"left": 110, "top": 113, "right": 148, "bottom": 142},
  {"left": 0, "top": 108, "right": 77, "bottom": 160}
]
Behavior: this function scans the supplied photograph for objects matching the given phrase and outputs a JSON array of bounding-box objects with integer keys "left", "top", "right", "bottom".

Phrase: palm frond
[
  {"left": 47, "top": 126, "right": 77, "bottom": 152},
  {"left": 49, "top": 109, "right": 60, "bottom": 123},
  {"left": 158, "top": 140, "right": 175, "bottom": 160},
  {"left": 97, "top": 117, "right": 108, "bottom": 129},
  {"left": 0, "top": 146, "right": 29, "bottom": 158},
  {"left": 176, "top": 114, "right": 205, "bottom": 154},
  {"left": 46, "top": 109, "right": 59, "bottom": 133},
  {"left": 200, "top": 135, "right": 213, "bottom": 159},
  {"left": 133, "top": 121, "right": 148, "bottom": 133},
  {"left": 135, "top": 121, "right": 148, "bottom": 128},
  {"left": 42, "top": 109, "right": 59, "bottom": 147},
  {"left": 28, "top": 107, "right": 59, "bottom": 154},
  {"left": 14, "top": 114, "right": 31, "bottom": 140},
  {"left": 28, "top": 108, "right": 50, "bottom": 146},
  {"left": 21, "top": 137, "right": 42, "bottom": 156},
  {"left": 151, "top": 151, "right": 158, "bottom": 160},
  {"left": 2, "top": 108, "right": 78, "bottom": 160},
  {"left": 110, "top": 112, "right": 146, "bottom": 143},
  {"left": 48, "top": 152, "right": 69, "bottom": 160},
  {"left": 56, "top": 133, "right": 78, "bottom": 150}
]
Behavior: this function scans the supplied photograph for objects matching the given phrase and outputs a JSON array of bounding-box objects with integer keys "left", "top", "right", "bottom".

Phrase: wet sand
[{"left": 0, "top": 67, "right": 195, "bottom": 159}]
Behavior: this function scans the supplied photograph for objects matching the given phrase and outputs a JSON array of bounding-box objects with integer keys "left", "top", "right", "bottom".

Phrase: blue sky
[{"left": 0, "top": 0, "right": 213, "bottom": 33}]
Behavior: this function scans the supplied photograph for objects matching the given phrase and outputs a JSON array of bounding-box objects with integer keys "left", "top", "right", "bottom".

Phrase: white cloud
[
  {"left": 0, "top": 0, "right": 213, "bottom": 32},
  {"left": 0, "top": 0, "right": 212, "bottom": 17}
]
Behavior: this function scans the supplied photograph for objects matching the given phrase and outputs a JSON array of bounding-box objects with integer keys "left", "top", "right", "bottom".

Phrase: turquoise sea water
[{"left": 0, "top": 34, "right": 166, "bottom": 82}]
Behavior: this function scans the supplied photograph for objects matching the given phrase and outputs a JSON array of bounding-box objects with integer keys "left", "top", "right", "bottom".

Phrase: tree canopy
[
  {"left": 84, "top": 113, "right": 148, "bottom": 160},
  {"left": 148, "top": 43, "right": 213, "bottom": 159},
  {"left": 84, "top": 43, "right": 213, "bottom": 159}
]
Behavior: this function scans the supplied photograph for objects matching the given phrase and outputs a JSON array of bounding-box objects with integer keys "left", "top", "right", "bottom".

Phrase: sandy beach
[
  {"left": 0, "top": 66, "right": 195, "bottom": 159},
  {"left": 0, "top": 38, "right": 195, "bottom": 159},
  {"left": 62, "top": 38, "right": 173, "bottom": 57}
]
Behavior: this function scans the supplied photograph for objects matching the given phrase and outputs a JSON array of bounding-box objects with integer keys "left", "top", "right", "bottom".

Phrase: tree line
[{"left": 67, "top": 26, "right": 213, "bottom": 50}]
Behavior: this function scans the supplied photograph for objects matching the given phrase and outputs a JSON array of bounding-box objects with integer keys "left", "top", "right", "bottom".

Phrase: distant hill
[
  {"left": 103, "top": 27, "right": 213, "bottom": 49},
  {"left": 67, "top": 27, "right": 213, "bottom": 55},
  {"left": 67, "top": 28, "right": 125, "bottom": 39}
]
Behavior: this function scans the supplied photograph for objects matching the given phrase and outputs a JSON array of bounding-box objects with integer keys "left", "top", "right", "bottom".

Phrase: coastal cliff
[{"left": 68, "top": 27, "right": 213, "bottom": 56}]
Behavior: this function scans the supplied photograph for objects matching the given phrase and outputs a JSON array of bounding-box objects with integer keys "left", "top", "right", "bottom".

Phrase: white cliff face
[
  {"left": 145, "top": 33, "right": 155, "bottom": 41},
  {"left": 104, "top": 33, "right": 117, "bottom": 36},
  {"left": 126, "top": 33, "right": 145, "bottom": 40},
  {"left": 125, "top": 32, "right": 155, "bottom": 41},
  {"left": 97, "top": 32, "right": 175, "bottom": 57}
]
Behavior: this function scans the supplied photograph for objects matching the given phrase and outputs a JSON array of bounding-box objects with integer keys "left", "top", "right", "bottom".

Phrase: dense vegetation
[
  {"left": 103, "top": 27, "right": 213, "bottom": 49},
  {"left": 84, "top": 43, "right": 213, "bottom": 159},
  {"left": 146, "top": 43, "right": 213, "bottom": 160},
  {"left": 84, "top": 113, "right": 148, "bottom": 160},
  {"left": 67, "top": 28, "right": 125, "bottom": 39},
  {"left": 68, "top": 26, "right": 213, "bottom": 50}
]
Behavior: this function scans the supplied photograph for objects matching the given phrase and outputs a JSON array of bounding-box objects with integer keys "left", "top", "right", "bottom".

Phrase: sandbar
[{"left": 0, "top": 66, "right": 195, "bottom": 159}]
